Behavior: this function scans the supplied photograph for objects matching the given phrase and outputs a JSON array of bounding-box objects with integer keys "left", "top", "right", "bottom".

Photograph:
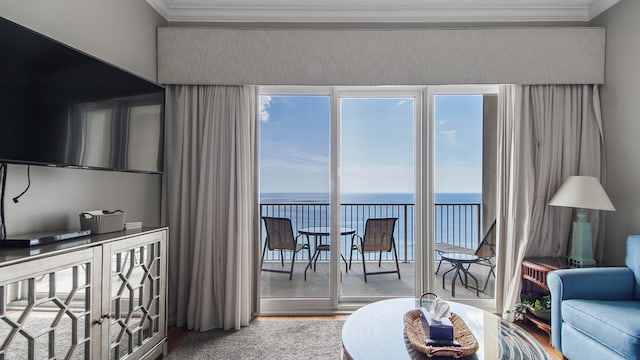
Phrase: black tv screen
[{"left": 0, "top": 17, "right": 164, "bottom": 173}]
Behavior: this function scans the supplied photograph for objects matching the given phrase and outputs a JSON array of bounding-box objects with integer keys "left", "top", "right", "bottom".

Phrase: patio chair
[
  {"left": 436, "top": 219, "right": 497, "bottom": 294},
  {"left": 348, "top": 218, "right": 400, "bottom": 282},
  {"left": 261, "top": 217, "right": 311, "bottom": 280}
]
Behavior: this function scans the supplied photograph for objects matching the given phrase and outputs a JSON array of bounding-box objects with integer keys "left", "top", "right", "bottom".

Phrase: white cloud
[
  {"left": 440, "top": 130, "right": 457, "bottom": 145},
  {"left": 260, "top": 146, "right": 330, "bottom": 192},
  {"left": 261, "top": 146, "right": 329, "bottom": 174},
  {"left": 259, "top": 96, "right": 272, "bottom": 122},
  {"left": 395, "top": 99, "right": 409, "bottom": 107}
]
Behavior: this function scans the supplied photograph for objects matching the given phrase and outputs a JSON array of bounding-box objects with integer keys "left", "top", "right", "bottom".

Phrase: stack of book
[{"left": 124, "top": 222, "right": 142, "bottom": 230}]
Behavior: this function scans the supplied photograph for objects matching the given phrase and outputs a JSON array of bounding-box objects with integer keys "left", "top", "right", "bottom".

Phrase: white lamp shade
[{"left": 549, "top": 176, "right": 615, "bottom": 211}]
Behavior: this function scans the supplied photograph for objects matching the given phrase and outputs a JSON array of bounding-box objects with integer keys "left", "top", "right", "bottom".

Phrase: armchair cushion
[
  {"left": 562, "top": 299, "right": 640, "bottom": 358},
  {"left": 548, "top": 267, "right": 635, "bottom": 352}
]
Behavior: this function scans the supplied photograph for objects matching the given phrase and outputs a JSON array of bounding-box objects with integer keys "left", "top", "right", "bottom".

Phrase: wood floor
[
  {"left": 514, "top": 321, "right": 564, "bottom": 360},
  {"left": 168, "top": 317, "right": 564, "bottom": 359}
]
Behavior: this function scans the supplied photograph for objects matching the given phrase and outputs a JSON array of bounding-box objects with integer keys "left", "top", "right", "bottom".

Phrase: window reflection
[
  {"left": 64, "top": 93, "right": 164, "bottom": 173},
  {"left": 0, "top": 263, "right": 91, "bottom": 359}
]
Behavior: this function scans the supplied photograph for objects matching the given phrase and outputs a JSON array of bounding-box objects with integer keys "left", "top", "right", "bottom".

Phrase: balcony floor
[{"left": 260, "top": 260, "right": 495, "bottom": 300}]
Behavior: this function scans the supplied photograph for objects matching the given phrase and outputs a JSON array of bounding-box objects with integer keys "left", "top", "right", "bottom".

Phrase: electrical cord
[
  {"left": 0, "top": 163, "right": 7, "bottom": 240},
  {"left": 12, "top": 165, "right": 30, "bottom": 203}
]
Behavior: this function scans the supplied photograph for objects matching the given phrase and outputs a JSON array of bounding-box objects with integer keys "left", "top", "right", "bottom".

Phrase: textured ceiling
[{"left": 147, "top": 0, "right": 620, "bottom": 23}]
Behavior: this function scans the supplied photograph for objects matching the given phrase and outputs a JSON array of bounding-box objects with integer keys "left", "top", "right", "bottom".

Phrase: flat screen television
[{"left": 0, "top": 17, "right": 164, "bottom": 174}]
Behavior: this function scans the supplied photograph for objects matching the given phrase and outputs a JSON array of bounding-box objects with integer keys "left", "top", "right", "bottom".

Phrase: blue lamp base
[{"left": 568, "top": 208, "right": 596, "bottom": 267}]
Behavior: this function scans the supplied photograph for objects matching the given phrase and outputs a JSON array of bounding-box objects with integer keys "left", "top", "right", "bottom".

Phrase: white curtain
[
  {"left": 495, "top": 84, "right": 605, "bottom": 317},
  {"left": 162, "top": 85, "right": 258, "bottom": 331}
]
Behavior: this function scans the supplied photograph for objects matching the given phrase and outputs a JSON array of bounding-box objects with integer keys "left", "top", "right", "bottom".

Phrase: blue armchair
[{"left": 547, "top": 235, "right": 640, "bottom": 360}]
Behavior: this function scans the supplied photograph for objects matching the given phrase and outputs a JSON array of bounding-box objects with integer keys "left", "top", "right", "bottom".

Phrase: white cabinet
[{"left": 0, "top": 228, "right": 167, "bottom": 359}]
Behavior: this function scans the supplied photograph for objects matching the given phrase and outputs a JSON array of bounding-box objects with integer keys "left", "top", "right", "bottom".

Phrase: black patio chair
[
  {"left": 436, "top": 219, "right": 497, "bottom": 294},
  {"left": 348, "top": 218, "right": 400, "bottom": 282},
  {"left": 261, "top": 217, "right": 311, "bottom": 280}
]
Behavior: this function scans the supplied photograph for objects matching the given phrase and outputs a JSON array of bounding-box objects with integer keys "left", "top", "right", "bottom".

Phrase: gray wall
[
  {"left": 591, "top": 0, "right": 640, "bottom": 265},
  {"left": 4, "top": 166, "right": 162, "bottom": 235},
  {"left": 0, "top": 0, "right": 165, "bottom": 82},
  {"left": 0, "top": 1, "right": 167, "bottom": 235}
]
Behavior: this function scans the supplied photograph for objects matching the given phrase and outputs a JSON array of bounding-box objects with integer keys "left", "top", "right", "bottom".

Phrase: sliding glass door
[
  {"left": 338, "top": 91, "right": 417, "bottom": 301},
  {"left": 427, "top": 86, "right": 498, "bottom": 310},
  {"left": 258, "top": 89, "right": 332, "bottom": 311},
  {"left": 258, "top": 87, "right": 422, "bottom": 313}
]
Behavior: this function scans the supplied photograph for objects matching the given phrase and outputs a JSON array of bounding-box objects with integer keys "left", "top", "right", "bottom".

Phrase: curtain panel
[
  {"left": 162, "top": 85, "right": 257, "bottom": 331},
  {"left": 495, "top": 84, "right": 606, "bottom": 317}
]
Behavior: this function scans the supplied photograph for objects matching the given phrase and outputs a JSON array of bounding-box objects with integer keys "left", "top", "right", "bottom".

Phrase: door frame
[
  {"left": 335, "top": 86, "right": 425, "bottom": 309},
  {"left": 257, "top": 85, "right": 427, "bottom": 314},
  {"left": 425, "top": 85, "right": 499, "bottom": 312}
]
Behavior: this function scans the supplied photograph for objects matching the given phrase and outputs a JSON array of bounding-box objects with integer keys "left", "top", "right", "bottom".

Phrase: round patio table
[
  {"left": 440, "top": 253, "right": 481, "bottom": 297},
  {"left": 298, "top": 227, "right": 355, "bottom": 280},
  {"left": 342, "top": 298, "right": 549, "bottom": 360}
]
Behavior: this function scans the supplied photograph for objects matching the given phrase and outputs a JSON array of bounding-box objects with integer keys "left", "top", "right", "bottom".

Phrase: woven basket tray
[
  {"left": 403, "top": 309, "right": 479, "bottom": 358},
  {"left": 79, "top": 210, "right": 125, "bottom": 234}
]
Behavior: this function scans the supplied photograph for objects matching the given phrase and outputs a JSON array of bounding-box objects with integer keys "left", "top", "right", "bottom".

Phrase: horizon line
[{"left": 260, "top": 191, "right": 482, "bottom": 194}]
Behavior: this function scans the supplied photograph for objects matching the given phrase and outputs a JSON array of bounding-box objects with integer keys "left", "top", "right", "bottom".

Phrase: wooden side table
[{"left": 521, "top": 257, "right": 570, "bottom": 336}]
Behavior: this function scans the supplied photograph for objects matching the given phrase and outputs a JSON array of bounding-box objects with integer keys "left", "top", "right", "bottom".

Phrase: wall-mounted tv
[{"left": 0, "top": 17, "right": 164, "bottom": 174}]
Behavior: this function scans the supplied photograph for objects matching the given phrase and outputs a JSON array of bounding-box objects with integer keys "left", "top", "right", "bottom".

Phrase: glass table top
[{"left": 342, "top": 298, "right": 549, "bottom": 360}]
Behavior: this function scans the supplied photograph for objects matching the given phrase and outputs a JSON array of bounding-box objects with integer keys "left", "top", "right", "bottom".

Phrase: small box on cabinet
[{"left": 79, "top": 210, "right": 125, "bottom": 234}]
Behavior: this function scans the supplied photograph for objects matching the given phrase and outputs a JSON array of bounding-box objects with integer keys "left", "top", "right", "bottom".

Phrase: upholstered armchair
[{"left": 547, "top": 235, "right": 640, "bottom": 360}]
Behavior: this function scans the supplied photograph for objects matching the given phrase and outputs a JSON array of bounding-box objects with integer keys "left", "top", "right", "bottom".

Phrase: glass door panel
[
  {"left": 431, "top": 91, "right": 497, "bottom": 304},
  {"left": 339, "top": 95, "right": 416, "bottom": 299},
  {"left": 259, "top": 94, "right": 331, "bottom": 300}
]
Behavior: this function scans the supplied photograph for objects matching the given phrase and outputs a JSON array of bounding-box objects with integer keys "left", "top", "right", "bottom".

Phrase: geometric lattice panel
[
  {"left": 109, "top": 241, "right": 161, "bottom": 360},
  {"left": 0, "top": 263, "right": 92, "bottom": 360}
]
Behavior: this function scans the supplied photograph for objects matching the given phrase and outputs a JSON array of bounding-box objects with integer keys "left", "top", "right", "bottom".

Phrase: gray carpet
[{"left": 168, "top": 320, "right": 345, "bottom": 360}]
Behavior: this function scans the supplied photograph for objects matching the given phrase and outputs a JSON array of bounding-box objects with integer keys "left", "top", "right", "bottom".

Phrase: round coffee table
[{"left": 342, "top": 298, "right": 549, "bottom": 360}]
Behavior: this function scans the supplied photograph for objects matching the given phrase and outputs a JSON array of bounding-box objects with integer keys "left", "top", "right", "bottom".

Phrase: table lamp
[{"left": 548, "top": 176, "right": 615, "bottom": 267}]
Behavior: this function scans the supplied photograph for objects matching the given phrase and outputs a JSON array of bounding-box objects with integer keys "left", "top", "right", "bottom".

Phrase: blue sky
[
  {"left": 259, "top": 94, "right": 482, "bottom": 194},
  {"left": 259, "top": 95, "right": 330, "bottom": 193},
  {"left": 434, "top": 95, "right": 483, "bottom": 193}
]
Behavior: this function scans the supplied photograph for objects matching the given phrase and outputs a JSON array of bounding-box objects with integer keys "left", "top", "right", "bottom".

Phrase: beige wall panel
[
  {"left": 4, "top": 166, "right": 161, "bottom": 235},
  {"left": 158, "top": 27, "right": 605, "bottom": 85},
  {"left": 591, "top": 0, "right": 640, "bottom": 265}
]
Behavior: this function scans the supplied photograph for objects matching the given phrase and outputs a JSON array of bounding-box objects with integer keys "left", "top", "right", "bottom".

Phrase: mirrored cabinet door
[
  {"left": 0, "top": 248, "right": 100, "bottom": 360},
  {"left": 104, "top": 232, "right": 167, "bottom": 360}
]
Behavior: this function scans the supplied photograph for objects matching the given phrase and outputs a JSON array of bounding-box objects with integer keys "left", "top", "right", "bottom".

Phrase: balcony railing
[{"left": 260, "top": 202, "right": 482, "bottom": 263}]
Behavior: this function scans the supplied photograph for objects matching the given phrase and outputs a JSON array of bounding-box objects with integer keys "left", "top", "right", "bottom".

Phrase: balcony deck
[
  {"left": 260, "top": 261, "right": 495, "bottom": 300},
  {"left": 260, "top": 201, "right": 493, "bottom": 300}
]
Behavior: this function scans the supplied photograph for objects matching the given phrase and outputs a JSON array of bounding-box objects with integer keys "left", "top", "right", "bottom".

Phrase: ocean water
[
  {"left": 260, "top": 192, "right": 481, "bottom": 204},
  {"left": 259, "top": 192, "right": 482, "bottom": 261}
]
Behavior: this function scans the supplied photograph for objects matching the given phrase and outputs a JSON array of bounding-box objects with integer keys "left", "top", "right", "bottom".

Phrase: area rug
[{"left": 167, "top": 320, "right": 345, "bottom": 360}]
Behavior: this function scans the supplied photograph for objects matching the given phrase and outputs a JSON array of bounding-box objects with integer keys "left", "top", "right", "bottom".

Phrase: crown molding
[
  {"left": 589, "top": 0, "right": 620, "bottom": 19},
  {"left": 147, "top": 0, "right": 620, "bottom": 23}
]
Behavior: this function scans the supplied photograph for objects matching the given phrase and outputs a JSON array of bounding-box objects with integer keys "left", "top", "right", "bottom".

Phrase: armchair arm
[
  {"left": 548, "top": 267, "right": 635, "bottom": 301},
  {"left": 351, "top": 234, "right": 362, "bottom": 248},
  {"left": 547, "top": 267, "right": 635, "bottom": 349}
]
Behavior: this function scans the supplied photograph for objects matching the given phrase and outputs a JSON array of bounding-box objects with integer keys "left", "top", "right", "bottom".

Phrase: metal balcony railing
[{"left": 259, "top": 202, "right": 481, "bottom": 263}]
